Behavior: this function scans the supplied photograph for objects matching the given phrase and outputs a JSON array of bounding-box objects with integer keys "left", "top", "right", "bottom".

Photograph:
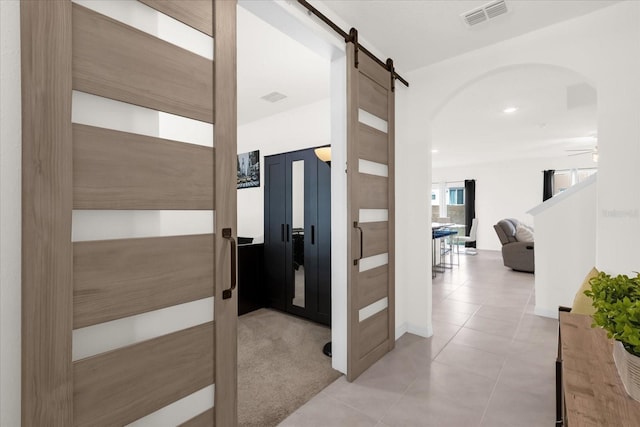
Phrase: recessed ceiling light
[
  {"left": 432, "top": 149, "right": 439, "bottom": 153},
  {"left": 261, "top": 91, "right": 287, "bottom": 103},
  {"left": 503, "top": 106, "right": 518, "bottom": 114}
]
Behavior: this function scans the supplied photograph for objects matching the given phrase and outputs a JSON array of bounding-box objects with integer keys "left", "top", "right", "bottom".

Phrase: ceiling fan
[{"left": 566, "top": 145, "right": 598, "bottom": 161}]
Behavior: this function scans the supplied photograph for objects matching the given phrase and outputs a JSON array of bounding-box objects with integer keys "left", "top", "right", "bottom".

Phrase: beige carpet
[{"left": 238, "top": 309, "right": 340, "bottom": 427}]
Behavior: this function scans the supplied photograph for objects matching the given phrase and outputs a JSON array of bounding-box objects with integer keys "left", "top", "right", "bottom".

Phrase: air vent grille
[
  {"left": 461, "top": 0, "right": 509, "bottom": 27},
  {"left": 261, "top": 92, "right": 287, "bottom": 103},
  {"left": 485, "top": 0, "right": 508, "bottom": 19},
  {"left": 464, "top": 10, "right": 487, "bottom": 27}
]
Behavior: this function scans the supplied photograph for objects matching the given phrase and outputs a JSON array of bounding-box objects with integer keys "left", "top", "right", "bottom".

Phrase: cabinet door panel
[{"left": 264, "top": 156, "right": 287, "bottom": 310}]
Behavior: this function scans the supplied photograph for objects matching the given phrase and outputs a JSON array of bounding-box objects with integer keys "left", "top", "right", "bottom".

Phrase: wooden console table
[{"left": 558, "top": 312, "right": 640, "bottom": 426}]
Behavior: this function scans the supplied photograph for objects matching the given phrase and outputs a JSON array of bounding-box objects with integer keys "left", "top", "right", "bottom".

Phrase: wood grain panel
[
  {"left": 74, "top": 234, "right": 214, "bottom": 328},
  {"left": 347, "top": 40, "right": 395, "bottom": 382},
  {"left": 358, "top": 173, "right": 388, "bottom": 209},
  {"left": 21, "top": 1, "right": 74, "bottom": 424},
  {"left": 214, "top": 1, "right": 238, "bottom": 425},
  {"left": 347, "top": 42, "right": 360, "bottom": 382},
  {"left": 73, "top": 124, "right": 214, "bottom": 210},
  {"left": 72, "top": 3, "right": 214, "bottom": 123},
  {"left": 386, "top": 69, "right": 396, "bottom": 356},
  {"left": 138, "top": 0, "right": 213, "bottom": 36},
  {"left": 358, "top": 53, "right": 391, "bottom": 90},
  {"left": 359, "top": 309, "right": 389, "bottom": 358},
  {"left": 74, "top": 322, "right": 214, "bottom": 427},
  {"left": 180, "top": 408, "right": 215, "bottom": 427},
  {"left": 359, "top": 73, "right": 388, "bottom": 121},
  {"left": 358, "top": 123, "right": 388, "bottom": 164},
  {"left": 351, "top": 340, "right": 389, "bottom": 382},
  {"left": 361, "top": 221, "right": 388, "bottom": 258},
  {"left": 358, "top": 265, "right": 388, "bottom": 310},
  {"left": 560, "top": 313, "right": 640, "bottom": 427}
]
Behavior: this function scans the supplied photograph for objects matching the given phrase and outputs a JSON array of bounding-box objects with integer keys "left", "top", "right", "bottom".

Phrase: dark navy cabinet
[{"left": 263, "top": 147, "right": 331, "bottom": 325}]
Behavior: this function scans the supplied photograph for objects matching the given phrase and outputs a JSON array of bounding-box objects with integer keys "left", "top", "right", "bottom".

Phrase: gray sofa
[{"left": 493, "top": 218, "right": 534, "bottom": 273}]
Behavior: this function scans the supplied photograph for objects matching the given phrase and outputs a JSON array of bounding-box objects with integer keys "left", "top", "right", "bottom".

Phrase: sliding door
[
  {"left": 21, "top": 0, "right": 237, "bottom": 425},
  {"left": 346, "top": 43, "right": 396, "bottom": 381}
]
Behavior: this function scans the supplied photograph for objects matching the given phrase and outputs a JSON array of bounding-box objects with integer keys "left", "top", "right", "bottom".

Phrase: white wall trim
[
  {"left": 395, "top": 322, "right": 408, "bottom": 340},
  {"left": 534, "top": 306, "right": 559, "bottom": 320},
  {"left": 407, "top": 323, "right": 432, "bottom": 338}
]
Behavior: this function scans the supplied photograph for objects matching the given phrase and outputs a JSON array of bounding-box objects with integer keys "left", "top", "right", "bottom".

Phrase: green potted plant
[{"left": 585, "top": 271, "right": 640, "bottom": 401}]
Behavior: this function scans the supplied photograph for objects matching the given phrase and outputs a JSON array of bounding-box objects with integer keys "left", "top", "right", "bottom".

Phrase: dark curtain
[
  {"left": 543, "top": 170, "right": 555, "bottom": 202},
  {"left": 464, "top": 179, "right": 476, "bottom": 248}
]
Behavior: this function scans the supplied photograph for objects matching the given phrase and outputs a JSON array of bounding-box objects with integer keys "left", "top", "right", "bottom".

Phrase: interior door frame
[{"left": 239, "top": 0, "right": 352, "bottom": 375}]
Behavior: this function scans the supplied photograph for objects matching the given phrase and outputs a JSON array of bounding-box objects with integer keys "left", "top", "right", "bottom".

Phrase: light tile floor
[{"left": 279, "top": 250, "right": 558, "bottom": 426}]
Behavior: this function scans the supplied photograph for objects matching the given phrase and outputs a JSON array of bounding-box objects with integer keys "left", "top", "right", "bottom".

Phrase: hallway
[{"left": 280, "top": 250, "right": 557, "bottom": 426}]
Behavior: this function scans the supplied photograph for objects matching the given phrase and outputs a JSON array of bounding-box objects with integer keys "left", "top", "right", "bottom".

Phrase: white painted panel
[
  {"left": 73, "top": 0, "right": 213, "bottom": 60},
  {"left": 358, "top": 159, "right": 388, "bottom": 177},
  {"left": 72, "top": 92, "right": 213, "bottom": 148},
  {"left": 158, "top": 112, "right": 213, "bottom": 147},
  {"left": 359, "top": 297, "right": 388, "bottom": 322},
  {"left": 0, "top": 2, "right": 22, "bottom": 425},
  {"left": 359, "top": 209, "right": 388, "bottom": 223},
  {"left": 72, "top": 91, "right": 159, "bottom": 138},
  {"left": 359, "top": 252, "right": 388, "bottom": 273},
  {"left": 126, "top": 386, "right": 214, "bottom": 427},
  {"left": 72, "top": 210, "right": 214, "bottom": 242},
  {"left": 72, "top": 297, "right": 214, "bottom": 361},
  {"left": 358, "top": 108, "right": 388, "bottom": 133},
  {"left": 158, "top": 13, "right": 213, "bottom": 60}
]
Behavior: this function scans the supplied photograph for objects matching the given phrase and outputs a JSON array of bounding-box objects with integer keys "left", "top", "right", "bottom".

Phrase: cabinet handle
[
  {"left": 353, "top": 221, "right": 363, "bottom": 266},
  {"left": 222, "top": 228, "right": 237, "bottom": 300},
  {"left": 311, "top": 225, "right": 315, "bottom": 245},
  {"left": 281, "top": 224, "right": 285, "bottom": 242}
]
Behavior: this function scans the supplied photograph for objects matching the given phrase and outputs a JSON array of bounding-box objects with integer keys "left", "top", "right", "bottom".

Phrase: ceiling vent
[
  {"left": 261, "top": 91, "right": 287, "bottom": 103},
  {"left": 462, "top": 0, "right": 509, "bottom": 27}
]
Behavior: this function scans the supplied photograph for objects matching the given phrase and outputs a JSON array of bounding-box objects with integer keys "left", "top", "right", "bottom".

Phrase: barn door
[
  {"left": 346, "top": 42, "right": 396, "bottom": 381},
  {"left": 21, "top": 0, "right": 237, "bottom": 425}
]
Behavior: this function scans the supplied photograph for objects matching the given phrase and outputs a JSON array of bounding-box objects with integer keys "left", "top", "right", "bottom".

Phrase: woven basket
[{"left": 613, "top": 340, "right": 640, "bottom": 402}]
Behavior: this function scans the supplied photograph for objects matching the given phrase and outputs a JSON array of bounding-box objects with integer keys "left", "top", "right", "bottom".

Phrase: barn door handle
[
  {"left": 222, "top": 228, "right": 236, "bottom": 300},
  {"left": 311, "top": 225, "right": 315, "bottom": 245},
  {"left": 353, "top": 221, "right": 363, "bottom": 266}
]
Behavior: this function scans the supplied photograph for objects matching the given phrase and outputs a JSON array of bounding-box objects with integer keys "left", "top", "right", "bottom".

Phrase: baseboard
[
  {"left": 407, "top": 323, "right": 431, "bottom": 338},
  {"left": 395, "top": 322, "right": 408, "bottom": 340},
  {"left": 534, "top": 306, "right": 559, "bottom": 319}
]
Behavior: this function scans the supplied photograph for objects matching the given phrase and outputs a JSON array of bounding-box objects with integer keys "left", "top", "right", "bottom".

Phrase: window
[
  {"left": 448, "top": 188, "right": 464, "bottom": 205},
  {"left": 553, "top": 168, "right": 597, "bottom": 196},
  {"left": 431, "top": 188, "right": 440, "bottom": 206}
]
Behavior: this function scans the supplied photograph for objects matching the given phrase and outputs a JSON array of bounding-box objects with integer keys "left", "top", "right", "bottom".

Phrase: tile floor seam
[
  {"left": 430, "top": 321, "right": 467, "bottom": 361},
  {"left": 321, "top": 386, "right": 403, "bottom": 424},
  {"left": 478, "top": 289, "right": 536, "bottom": 425}
]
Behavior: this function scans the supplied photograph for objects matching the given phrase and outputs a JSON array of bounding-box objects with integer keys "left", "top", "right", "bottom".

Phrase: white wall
[
  {"left": 0, "top": 1, "right": 21, "bottom": 425},
  {"left": 530, "top": 175, "right": 597, "bottom": 318},
  {"left": 236, "top": 98, "right": 331, "bottom": 240},
  {"left": 401, "top": 0, "right": 640, "bottom": 335},
  {"left": 433, "top": 155, "right": 595, "bottom": 251}
]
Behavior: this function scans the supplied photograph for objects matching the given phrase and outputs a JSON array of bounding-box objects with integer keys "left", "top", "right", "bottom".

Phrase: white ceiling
[
  {"left": 238, "top": 1, "right": 617, "bottom": 166},
  {"left": 237, "top": 6, "right": 330, "bottom": 125},
  {"left": 321, "top": 0, "right": 620, "bottom": 73},
  {"left": 432, "top": 65, "right": 598, "bottom": 167}
]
